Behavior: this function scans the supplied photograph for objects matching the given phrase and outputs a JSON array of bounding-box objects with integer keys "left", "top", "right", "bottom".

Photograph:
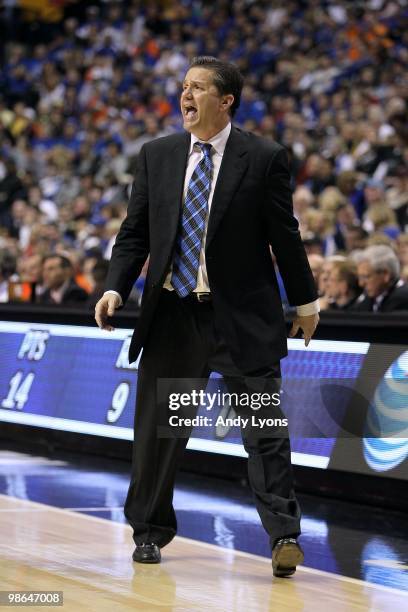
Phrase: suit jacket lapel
[
  {"left": 205, "top": 126, "right": 248, "bottom": 250},
  {"left": 160, "top": 132, "right": 190, "bottom": 245}
]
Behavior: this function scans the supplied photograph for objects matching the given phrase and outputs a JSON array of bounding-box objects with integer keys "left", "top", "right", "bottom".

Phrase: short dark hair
[
  {"left": 91, "top": 258, "right": 109, "bottom": 283},
  {"left": 188, "top": 56, "right": 244, "bottom": 118},
  {"left": 42, "top": 254, "right": 72, "bottom": 270}
]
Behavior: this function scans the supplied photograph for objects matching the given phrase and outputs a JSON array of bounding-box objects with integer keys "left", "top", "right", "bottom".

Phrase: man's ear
[{"left": 222, "top": 95, "right": 234, "bottom": 110}]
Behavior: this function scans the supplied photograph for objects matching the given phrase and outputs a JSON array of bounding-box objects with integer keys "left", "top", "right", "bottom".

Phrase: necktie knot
[{"left": 195, "top": 142, "right": 212, "bottom": 158}]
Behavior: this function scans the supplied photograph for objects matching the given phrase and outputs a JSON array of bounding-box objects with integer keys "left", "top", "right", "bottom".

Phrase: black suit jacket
[
  {"left": 105, "top": 126, "right": 317, "bottom": 370},
  {"left": 39, "top": 280, "right": 88, "bottom": 306},
  {"left": 353, "top": 280, "right": 408, "bottom": 312}
]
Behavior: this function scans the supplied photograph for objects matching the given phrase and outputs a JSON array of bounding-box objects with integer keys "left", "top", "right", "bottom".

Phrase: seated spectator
[
  {"left": 318, "top": 187, "right": 347, "bottom": 218},
  {"left": 307, "top": 253, "right": 324, "bottom": 287},
  {"left": 37, "top": 254, "right": 88, "bottom": 306},
  {"left": 18, "top": 253, "right": 44, "bottom": 301},
  {"left": 19, "top": 254, "right": 43, "bottom": 284},
  {"left": 386, "top": 167, "right": 408, "bottom": 231},
  {"left": 86, "top": 257, "right": 140, "bottom": 310},
  {"left": 302, "top": 208, "right": 337, "bottom": 256},
  {"left": 325, "top": 260, "right": 361, "bottom": 311},
  {"left": 86, "top": 258, "right": 110, "bottom": 309},
  {"left": 0, "top": 249, "right": 17, "bottom": 302},
  {"left": 336, "top": 171, "right": 365, "bottom": 220},
  {"left": 302, "top": 154, "right": 335, "bottom": 195},
  {"left": 343, "top": 225, "right": 369, "bottom": 253},
  {"left": 366, "top": 233, "right": 395, "bottom": 251},
  {"left": 0, "top": 159, "right": 25, "bottom": 229},
  {"left": 362, "top": 179, "right": 387, "bottom": 233},
  {"left": 318, "top": 255, "right": 347, "bottom": 310},
  {"left": 332, "top": 202, "right": 358, "bottom": 251},
  {"left": 293, "top": 186, "right": 315, "bottom": 223},
  {"left": 82, "top": 251, "right": 104, "bottom": 292},
  {"left": 364, "top": 204, "right": 400, "bottom": 240},
  {"left": 396, "top": 234, "right": 408, "bottom": 269},
  {"left": 354, "top": 245, "right": 408, "bottom": 312},
  {"left": 302, "top": 233, "right": 324, "bottom": 256}
]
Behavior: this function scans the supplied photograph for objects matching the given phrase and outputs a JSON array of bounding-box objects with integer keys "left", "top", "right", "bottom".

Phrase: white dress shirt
[
  {"left": 50, "top": 279, "right": 70, "bottom": 304},
  {"left": 162, "top": 121, "right": 231, "bottom": 293},
  {"left": 105, "top": 122, "right": 319, "bottom": 316}
]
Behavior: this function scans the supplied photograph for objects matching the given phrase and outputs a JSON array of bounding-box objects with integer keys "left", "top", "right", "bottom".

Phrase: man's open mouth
[{"left": 184, "top": 105, "right": 197, "bottom": 120}]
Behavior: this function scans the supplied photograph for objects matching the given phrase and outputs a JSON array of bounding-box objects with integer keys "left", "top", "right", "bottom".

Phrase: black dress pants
[{"left": 124, "top": 289, "right": 301, "bottom": 549}]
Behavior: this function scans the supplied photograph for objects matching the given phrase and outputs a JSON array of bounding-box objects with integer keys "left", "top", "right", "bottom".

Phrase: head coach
[{"left": 95, "top": 56, "right": 320, "bottom": 578}]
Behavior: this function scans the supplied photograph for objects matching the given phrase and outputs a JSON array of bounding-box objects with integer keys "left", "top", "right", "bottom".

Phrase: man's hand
[
  {"left": 95, "top": 293, "right": 121, "bottom": 331},
  {"left": 289, "top": 313, "right": 319, "bottom": 347}
]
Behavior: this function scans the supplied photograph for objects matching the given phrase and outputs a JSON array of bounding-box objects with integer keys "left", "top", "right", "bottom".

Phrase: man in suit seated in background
[
  {"left": 38, "top": 254, "right": 88, "bottom": 306},
  {"left": 355, "top": 245, "right": 408, "bottom": 312}
]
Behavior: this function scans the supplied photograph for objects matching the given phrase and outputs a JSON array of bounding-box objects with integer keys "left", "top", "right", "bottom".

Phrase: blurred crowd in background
[{"left": 0, "top": 0, "right": 407, "bottom": 312}]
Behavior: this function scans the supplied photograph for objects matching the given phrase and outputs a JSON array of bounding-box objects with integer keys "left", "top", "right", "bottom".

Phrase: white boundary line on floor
[
  {"left": 0, "top": 494, "right": 406, "bottom": 598},
  {"left": 0, "top": 506, "right": 124, "bottom": 512}
]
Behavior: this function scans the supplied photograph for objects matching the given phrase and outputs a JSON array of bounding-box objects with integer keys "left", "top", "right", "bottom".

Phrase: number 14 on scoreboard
[{"left": 1, "top": 371, "right": 35, "bottom": 410}]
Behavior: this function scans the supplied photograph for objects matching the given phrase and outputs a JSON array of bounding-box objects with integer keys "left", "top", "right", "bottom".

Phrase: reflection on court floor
[{"left": 0, "top": 449, "right": 407, "bottom": 610}]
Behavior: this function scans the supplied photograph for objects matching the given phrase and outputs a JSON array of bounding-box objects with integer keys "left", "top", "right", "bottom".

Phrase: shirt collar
[
  {"left": 50, "top": 279, "right": 70, "bottom": 303},
  {"left": 189, "top": 122, "right": 231, "bottom": 157},
  {"left": 374, "top": 279, "right": 403, "bottom": 305}
]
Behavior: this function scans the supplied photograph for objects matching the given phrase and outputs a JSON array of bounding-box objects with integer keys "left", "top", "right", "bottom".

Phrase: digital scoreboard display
[{"left": 0, "top": 321, "right": 407, "bottom": 479}]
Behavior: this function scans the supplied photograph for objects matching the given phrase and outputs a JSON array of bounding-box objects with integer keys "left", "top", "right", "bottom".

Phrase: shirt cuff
[
  {"left": 296, "top": 299, "right": 320, "bottom": 316},
  {"left": 104, "top": 290, "right": 123, "bottom": 307}
]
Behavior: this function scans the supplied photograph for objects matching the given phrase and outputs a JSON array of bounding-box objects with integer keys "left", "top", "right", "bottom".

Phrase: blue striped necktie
[{"left": 171, "top": 142, "right": 213, "bottom": 297}]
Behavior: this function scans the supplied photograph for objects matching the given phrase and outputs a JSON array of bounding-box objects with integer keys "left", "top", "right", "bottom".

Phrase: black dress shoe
[
  {"left": 132, "top": 543, "right": 161, "bottom": 564},
  {"left": 272, "top": 537, "right": 304, "bottom": 577}
]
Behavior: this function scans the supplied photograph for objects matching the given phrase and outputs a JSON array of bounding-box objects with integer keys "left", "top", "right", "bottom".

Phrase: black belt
[
  {"left": 186, "top": 292, "right": 212, "bottom": 303},
  {"left": 163, "top": 288, "right": 212, "bottom": 303}
]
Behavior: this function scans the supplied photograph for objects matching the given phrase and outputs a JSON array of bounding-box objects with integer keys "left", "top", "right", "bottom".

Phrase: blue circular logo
[{"left": 364, "top": 351, "right": 408, "bottom": 472}]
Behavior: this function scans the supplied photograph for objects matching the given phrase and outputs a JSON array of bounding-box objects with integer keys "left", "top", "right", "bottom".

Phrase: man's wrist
[
  {"left": 104, "top": 290, "right": 123, "bottom": 307},
  {"left": 296, "top": 299, "right": 320, "bottom": 317}
]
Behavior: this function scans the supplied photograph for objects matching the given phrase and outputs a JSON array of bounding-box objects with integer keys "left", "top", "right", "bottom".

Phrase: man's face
[
  {"left": 24, "top": 256, "right": 43, "bottom": 283},
  {"left": 345, "top": 227, "right": 366, "bottom": 251},
  {"left": 42, "top": 257, "right": 69, "bottom": 290},
  {"left": 318, "top": 261, "right": 333, "bottom": 294},
  {"left": 328, "top": 269, "right": 345, "bottom": 300},
  {"left": 357, "top": 261, "right": 390, "bottom": 298},
  {"left": 180, "top": 67, "right": 232, "bottom": 136}
]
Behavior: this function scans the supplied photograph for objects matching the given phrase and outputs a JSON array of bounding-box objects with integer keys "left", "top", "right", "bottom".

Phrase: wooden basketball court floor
[{"left": 0, "top": 494, "right": 407, "bottom": 611}]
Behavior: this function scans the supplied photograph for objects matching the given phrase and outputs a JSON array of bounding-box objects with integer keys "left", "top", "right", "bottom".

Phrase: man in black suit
[
  {"left": 354, "top": 245, "right": 408, "bottom": 312},
  {"left": 38, "top": 254, "right": 88, "bottom": 306},
  {"left": 95, "top": 57, "right": 319, "bottom": 577}
]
